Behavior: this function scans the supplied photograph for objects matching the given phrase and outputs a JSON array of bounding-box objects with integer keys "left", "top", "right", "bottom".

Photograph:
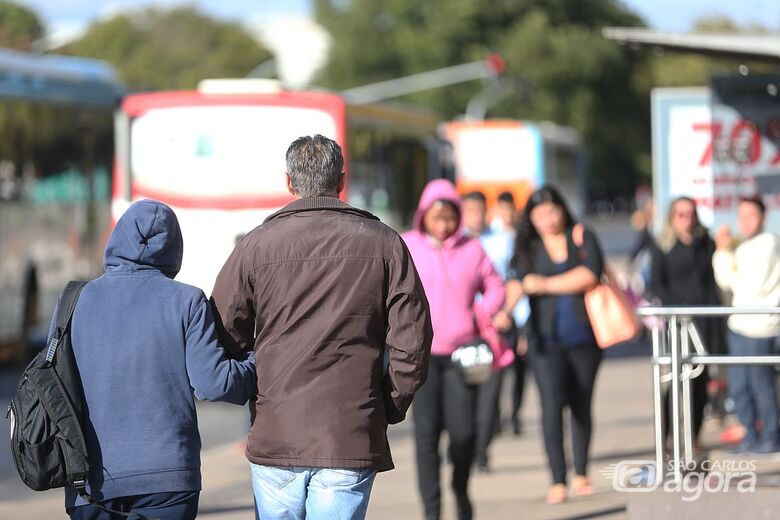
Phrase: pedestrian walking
[
  {"left": 491, "top": 191, "right": 530, "bottom": 438},
  {"left": 461, "top": 190, "right": 525, "bottom": 471},
  {"left": 59, "top": 200, "right": 257, "bottom": 520},
  {"left": 493, "top": 185, "right": 604, "bottom": 505},
  {"left": 402, "top": 179, "right": 506, "bottom": 520},
  {"left": 211, "top": 134, "right": 433, "bottom": 520}
]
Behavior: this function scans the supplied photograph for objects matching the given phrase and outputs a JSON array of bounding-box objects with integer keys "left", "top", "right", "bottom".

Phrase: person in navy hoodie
[{"left": 49, "top": 200, "right": 256, "bottom": 520}]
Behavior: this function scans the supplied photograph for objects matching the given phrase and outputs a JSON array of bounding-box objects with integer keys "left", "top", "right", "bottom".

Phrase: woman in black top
[
  {"left": 649, "top": 196, "right": 723, "bottom": 447},
  {"left": 650, "top": 197, "right": 720, "bottom": 308},
  {"left": 494, "top": 186, "right": 604, "bottom": 505}
]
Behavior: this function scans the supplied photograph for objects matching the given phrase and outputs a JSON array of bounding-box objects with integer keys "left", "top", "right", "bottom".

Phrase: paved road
[{"left": 5, "top": 357, "right": 780, "bottom": 519}]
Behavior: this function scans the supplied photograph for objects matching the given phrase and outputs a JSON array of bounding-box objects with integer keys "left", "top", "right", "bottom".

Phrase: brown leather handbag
[{"left": 573, "top": 224, "right": 643, "bottom": 348}]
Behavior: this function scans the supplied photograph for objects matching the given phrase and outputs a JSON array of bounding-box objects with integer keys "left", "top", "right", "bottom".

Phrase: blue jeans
[
  {"left": 727, "top": 330, "right": 780, "bottom": 446},
  {"left": 250, "top": 464, "right": 377, "bottom": 520}
]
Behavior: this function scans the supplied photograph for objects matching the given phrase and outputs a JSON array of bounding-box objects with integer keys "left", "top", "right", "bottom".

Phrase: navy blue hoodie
[{"left": 46, "top": 200, "right": 256, "bottom": 509}]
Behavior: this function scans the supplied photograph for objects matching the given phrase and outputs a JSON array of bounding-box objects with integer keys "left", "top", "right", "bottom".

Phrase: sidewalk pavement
[{"left": 2, "top": 355, "right": 779, "bottom": 519}]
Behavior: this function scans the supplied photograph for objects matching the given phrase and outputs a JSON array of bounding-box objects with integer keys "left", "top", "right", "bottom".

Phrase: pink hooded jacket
[{"left": 402, "top": 179, "right": 512, "bottom": 367}]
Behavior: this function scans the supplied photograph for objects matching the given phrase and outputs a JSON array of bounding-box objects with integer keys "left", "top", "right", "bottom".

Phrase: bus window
[
  {"left": 130, "top": 105, "right": 337, "bottom": 205},
  {"left": 347, "top": 128, "right": 434, "bottom": 230}
]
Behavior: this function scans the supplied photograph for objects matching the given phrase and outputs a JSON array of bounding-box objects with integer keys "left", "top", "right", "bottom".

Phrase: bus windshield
[{"left": 130, "top": 105, "right": 338, "bottom": 201}]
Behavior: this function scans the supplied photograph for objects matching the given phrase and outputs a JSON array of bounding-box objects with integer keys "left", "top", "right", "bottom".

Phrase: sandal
[
  {"left": 572, "top": 475, "right": 594, "bottom": 496},
  {"left": 546, "top": 484, "right": 567, "bottom": 504}
]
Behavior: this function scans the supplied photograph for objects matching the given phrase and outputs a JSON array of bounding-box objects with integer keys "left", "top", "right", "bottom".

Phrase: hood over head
[
  {"left": 412, "top": 179, "right": 463, "bottom": 236},
  {"left": 104, "top": 199, "right": 183, "bottom": 277}
]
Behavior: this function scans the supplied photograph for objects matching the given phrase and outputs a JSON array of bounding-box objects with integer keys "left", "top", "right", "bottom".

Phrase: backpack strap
[
  {"left": 77, "top": 488, "right": 160, "bottom": 519},
  {"left": 45, "top": 281, "right": 87, "bottom": 363}
]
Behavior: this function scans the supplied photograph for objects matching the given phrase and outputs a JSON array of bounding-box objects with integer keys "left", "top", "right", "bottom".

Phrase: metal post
[
  {"left": 689, "top": 355, "right": 780, "bottom": 365},
  {"left": 652, "top": 324, "right": 665, "bottom": 484},
  {"left": 670, "top": 315, "right": 682, "bottom": 482},
  {"left": 680, "top": 318, "right": 694, "bottom": 468},
  {"left": 341, "top": 61, "right": 491, "bottom": 105},
  {"left": 637, "top": 305, "right": 780, "bottom": 483},
  {"left": 465, "top": 78, "right": 516, "bottom": 120}
]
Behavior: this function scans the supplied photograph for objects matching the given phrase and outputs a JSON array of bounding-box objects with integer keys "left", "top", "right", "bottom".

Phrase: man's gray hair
[{"left": 285, "top": 134, "right": 344, "bottom": 197}]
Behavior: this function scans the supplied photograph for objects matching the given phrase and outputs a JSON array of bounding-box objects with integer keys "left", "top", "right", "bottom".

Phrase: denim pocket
[
  {"left": 316, "top": 468, "right": 365, "bottom": 487},
  {"left": 254, "top": 465, "right": 297, "bottom": 490}
]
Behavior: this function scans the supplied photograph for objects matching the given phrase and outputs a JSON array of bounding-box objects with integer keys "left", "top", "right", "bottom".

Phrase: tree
[
  {"left": 63, "top": 6, "right": 272, "bottom": 91},
  {"left": 497, "top": 10, "right": 649, "bottom": 199},
  {"left": 0, "top": 1, "right": 43, "bottom": 51},
  {"left": 314, "top": 0, "right": 649, "bottom": 201}
]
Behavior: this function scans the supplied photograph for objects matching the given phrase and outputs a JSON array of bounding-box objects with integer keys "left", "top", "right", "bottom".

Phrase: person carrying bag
[{"left": 572, "top": 224, "right": 642, "bottom": 348}]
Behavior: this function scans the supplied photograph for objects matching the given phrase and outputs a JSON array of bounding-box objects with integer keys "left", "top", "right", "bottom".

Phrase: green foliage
[
  {"left": 496, "top": 10, "right": 650, "bottom": 198},
  {"left": 0, "top": 1, "right": 43, "bottom": 51},
  {"left": 63, "top": 6, "right": 272, "bottom": 90},
  {"left": 315, "top": 0, "right": 649, "bottom": 200}
]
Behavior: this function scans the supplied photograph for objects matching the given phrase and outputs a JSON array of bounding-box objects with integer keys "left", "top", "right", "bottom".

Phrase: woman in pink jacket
[{"left": 402, "top": 179, "right": 506, "bottom": 520}]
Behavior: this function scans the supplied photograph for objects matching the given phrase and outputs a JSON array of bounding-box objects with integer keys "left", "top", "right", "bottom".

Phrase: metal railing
[{"left": 636, "top": 306, "right": 780, "bottom": 484}]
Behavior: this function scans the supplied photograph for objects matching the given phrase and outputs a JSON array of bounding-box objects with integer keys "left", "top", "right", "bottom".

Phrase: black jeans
[
  {"left": 475, "top": 366, "right": 504, "bottom": 466},
  {"left": 511, "top": 348, "right": 527, "bottom": 424},
  {"left": 413, "top": 355, "right": 478, "bottom": 518},
  {"left": 663, "top": 366, "right": 709, "bottom": 443},
  {"left": 530, "top": 342, "right": 602, "bottom": 485},
  {"left": 69, "top": 491, "right": 199, "bottom": 520}
]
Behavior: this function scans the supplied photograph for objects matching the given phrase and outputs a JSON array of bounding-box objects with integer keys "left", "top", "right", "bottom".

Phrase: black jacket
[
  {"left": 649, "top": 234, "right": 719, "bottom": 306},
  {"left": 649, "top": 233, "right": 727, "bottom": 354}
]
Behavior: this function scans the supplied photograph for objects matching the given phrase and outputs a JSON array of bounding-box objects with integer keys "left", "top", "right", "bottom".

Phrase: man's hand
[
  {"left": 492, "top": 309, "right": 513, "bottom": 333},
  {"left": 516, "top": 336, "right": 528, "bottom": 356},
  {"left": 522, "top": 274, "right": 548, "bottom": 295},
  {"left": 715, "top": 224, "right": 732, "bottom": 251}
]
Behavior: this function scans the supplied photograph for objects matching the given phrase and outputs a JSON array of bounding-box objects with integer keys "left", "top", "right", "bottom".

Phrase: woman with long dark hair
[{"left": 493, "top": 185, "right": 604, "bottom": 504}]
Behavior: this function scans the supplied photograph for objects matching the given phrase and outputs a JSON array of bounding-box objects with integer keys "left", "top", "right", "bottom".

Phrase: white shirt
[{"left": 713, "top": 231, "right": 780, "bottom": 338}]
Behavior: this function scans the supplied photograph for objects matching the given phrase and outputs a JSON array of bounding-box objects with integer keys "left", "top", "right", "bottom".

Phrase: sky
[{"left": 16, "top": 0, "right": 780, "bottom": 39}]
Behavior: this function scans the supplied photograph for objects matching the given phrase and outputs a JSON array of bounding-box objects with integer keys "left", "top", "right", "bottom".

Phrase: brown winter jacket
[{"left": 210, "top": 196, "right": 432, "bottom": 471}]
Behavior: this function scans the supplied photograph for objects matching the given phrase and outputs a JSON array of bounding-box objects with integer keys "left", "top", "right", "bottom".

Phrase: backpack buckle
[{"left": 73, "top": 478, "right": 86, "bottom": 489}]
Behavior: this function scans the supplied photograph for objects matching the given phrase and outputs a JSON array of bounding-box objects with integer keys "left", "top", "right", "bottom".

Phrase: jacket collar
[{"left": 264, "top": 195, "right": 380, "bottom": 223}]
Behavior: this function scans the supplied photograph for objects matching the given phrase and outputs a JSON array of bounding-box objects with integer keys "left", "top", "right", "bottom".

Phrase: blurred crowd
[
  {"left": 405, "top": 180, "right": 606, "bottom": 514},
  {"left": 631, "top": 193, "right": 780, "bottom": 457},
  {"left": 405, "top": 179, "right": 780, "bottom": 517}
]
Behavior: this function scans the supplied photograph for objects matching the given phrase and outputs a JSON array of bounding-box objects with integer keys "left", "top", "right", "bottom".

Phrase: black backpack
[
  {"left": 6, "top": 281, "right": 152, "bottom": 518},
  {"left": 7, "top": 281, "right": 89, "bottom": 492}
]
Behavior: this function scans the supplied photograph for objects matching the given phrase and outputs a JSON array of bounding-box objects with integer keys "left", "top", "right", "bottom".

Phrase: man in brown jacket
[{"left": 211, "top": 134, "right": 432, "bottom": 519}]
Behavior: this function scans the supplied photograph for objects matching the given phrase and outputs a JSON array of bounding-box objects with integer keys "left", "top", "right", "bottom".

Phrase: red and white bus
[{"left": 112, "top": 79, "right": 445, "bottom": 294}]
